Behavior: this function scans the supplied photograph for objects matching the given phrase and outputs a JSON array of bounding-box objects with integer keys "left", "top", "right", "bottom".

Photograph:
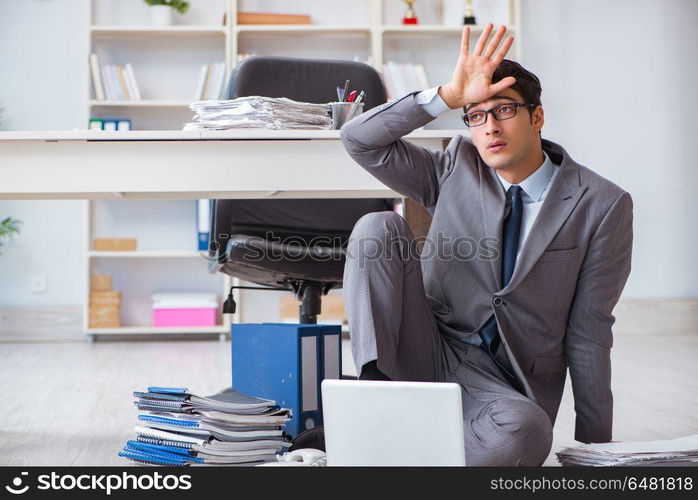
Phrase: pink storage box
[
  {"left": 153, "top": 307, "right": 216, "bottom": 327},
  {"left": 152, "top": 293, "right": 218, "bottom": 327}
]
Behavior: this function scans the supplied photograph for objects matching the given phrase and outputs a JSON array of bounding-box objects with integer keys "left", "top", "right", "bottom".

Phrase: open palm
[{"left": 442, "top": 23, "right": 515, "bottom": 108}]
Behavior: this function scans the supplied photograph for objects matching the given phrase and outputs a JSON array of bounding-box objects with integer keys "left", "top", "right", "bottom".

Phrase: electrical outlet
[{"left": 30, "top": 276, "right": 47, "bottom": 294}]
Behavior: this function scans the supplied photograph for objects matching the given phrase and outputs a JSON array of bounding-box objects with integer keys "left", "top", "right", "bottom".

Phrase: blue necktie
[{"left": 479, "top": 185, "right": 523, "bottom": 390}]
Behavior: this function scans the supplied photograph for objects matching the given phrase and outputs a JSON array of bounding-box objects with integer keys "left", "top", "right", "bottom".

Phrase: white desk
[{"left": 0, "top": 129, "right": 459, "bottom": 200}]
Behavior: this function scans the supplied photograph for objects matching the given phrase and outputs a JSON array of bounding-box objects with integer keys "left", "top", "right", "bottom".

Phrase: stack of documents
[
  {"left": 119, "top": 386, "right": 292, "bottom": 466},
  {"left": 184, "top": 96, "right": 332, "bottom": 130},
  {"left": 556, "top": 434, "right": 698, "bottom": 466}
]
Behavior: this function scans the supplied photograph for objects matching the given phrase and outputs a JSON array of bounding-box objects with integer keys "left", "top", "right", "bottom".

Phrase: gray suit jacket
[{"left": 340, "top": 90, "right": 633, "bottom": 443}]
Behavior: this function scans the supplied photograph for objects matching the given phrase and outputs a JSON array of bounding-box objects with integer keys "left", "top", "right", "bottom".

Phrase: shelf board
[
  {"left": 235, "top": 24, "right": 371, "bottom": 34},
  {"left": 86, "top": 325, "right": 229, "bottom": 334},
  {"left": 88, "top": 250, "right": 206, "bottom": 258},
  {"left": 90, "top": 25, "right": 226, "bottom": 37},
  {"left": 1, "top": 129, "right": 464, "bottom": 141},
  {"left": 382, "top": 25, "right": 516, "bottom": 35},
  {"left": 89, "top": 100, "right": 192, "bottom": 108}
]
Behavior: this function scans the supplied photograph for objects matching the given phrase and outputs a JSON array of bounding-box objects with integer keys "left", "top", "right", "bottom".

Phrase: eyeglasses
[{"left": 461, "top": 102, "right": 536, "bottom": 128}]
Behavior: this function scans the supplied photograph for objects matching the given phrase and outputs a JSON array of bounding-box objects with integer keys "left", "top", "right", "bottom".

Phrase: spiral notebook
[
  {"left": 120, "top": 386, "right": 292, "bottom": 466},
  {"left": 133, "top": 387, "right": 280, "bottom": 415}
]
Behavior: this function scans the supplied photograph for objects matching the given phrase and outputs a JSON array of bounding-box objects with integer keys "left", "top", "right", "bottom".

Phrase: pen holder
[{"left": 330, "top": 101, "right": 364, "bottom": 129}]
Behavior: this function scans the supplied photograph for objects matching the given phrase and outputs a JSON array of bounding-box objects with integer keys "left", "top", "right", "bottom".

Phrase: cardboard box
[
  {"left": 281, "top": 294, "right": 346, "bottom": 323},
  {"left": 237, "top": 12, "right": 311, "bottom": 24},
  {"left": 90, "top": 291, "right": 121, "bottom": 308},
  {"left": 89, "top": 307, "right": 120, "bottom": 317},
  {"left": 88, "top": 307, "right": 121, "bottom": 328},
  {"left": 90, "top": 274, "right": 112, "bottom": 291},
  {"left": 89, "top": 318, "right": 121, "bottom": 328},
  {"left": 93, "top": 238, "right": 137, "bottom": 251}
]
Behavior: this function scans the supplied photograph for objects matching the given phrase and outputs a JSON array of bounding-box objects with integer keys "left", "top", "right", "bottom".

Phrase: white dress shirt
[{"left": 414, "top": 86, "right": 453, "bottom": 116}]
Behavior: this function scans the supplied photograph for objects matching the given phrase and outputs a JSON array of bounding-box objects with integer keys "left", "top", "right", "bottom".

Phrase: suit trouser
[{"left": 343, "top": 211, "right": 553, "bottom": 466}]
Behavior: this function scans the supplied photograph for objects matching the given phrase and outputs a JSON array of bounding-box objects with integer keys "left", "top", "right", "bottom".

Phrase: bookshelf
[
  {"left": 85, "top": 0, "right": 521, "bottom": 131},
  {"left": 83, "top": 198, "right": 237, "bottom": 342},
  {"left": 89, "top": 26, "right": 228, "bottom": 36},
  {"left": 88, "top": 100, "right": 192, "bottom": 108},
  {"left": 82, "top": 0, "right": 520, "bottom": 339}
]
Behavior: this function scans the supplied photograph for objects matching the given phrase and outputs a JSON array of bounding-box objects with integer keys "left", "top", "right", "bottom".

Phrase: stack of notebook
[
  {"left": 119, "top": 386, "right": 292, "bottom": 466},
  {"left": 183, "top": 96, "right": 332, "bottom": 130},
  {"left": 556, "top": 434, "right": 698, "bottom": 466}
]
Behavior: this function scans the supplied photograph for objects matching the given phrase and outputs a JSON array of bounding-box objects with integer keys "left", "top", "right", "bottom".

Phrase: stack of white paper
[
  {"left": 184, "top": 96, "right": 332, "bottom": 130},
  {"left": 557, "top": 434, "right": 698, "bottom": 466}
]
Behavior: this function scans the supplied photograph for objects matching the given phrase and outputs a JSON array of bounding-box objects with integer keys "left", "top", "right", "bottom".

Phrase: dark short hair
[{"left": 464, "top": 59, "right": 542, "bottom": 112}]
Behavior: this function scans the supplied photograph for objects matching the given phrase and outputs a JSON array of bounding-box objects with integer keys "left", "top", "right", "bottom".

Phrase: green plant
[
  {"left": 143, "top": 0, "right": 190, "bottom": 15},
  {"left": 0, "top": 217, "right": 21, "bottom": 255}
]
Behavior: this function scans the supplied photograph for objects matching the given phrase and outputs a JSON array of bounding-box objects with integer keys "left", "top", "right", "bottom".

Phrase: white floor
[{"left": 0, "top": 335, "right": 696, "bottom": 466}]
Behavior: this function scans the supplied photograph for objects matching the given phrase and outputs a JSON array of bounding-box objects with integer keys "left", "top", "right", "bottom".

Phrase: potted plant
[
  {"left": 143, "top": 0, "right": 190, "bottom": 27},
  {"left": 0, "top": 217, "right": 21, "bottom": 255}
]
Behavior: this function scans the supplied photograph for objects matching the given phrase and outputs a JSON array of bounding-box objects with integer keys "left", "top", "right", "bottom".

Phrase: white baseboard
[
  {"left": 0, "top": 306, "right": 83, "bottom": 341},
  {"left": 613, "top": 299, "right": 698, "bottom": 336},
  {"left": 1, "top": 299, "right": 696, "bottom": 342}
]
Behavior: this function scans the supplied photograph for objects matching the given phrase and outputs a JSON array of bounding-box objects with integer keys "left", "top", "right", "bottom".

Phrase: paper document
[
  {"left": 557, "top": 434, "right": 698, "bottom": 466},
  {"left": 184, "top": 96, "right": 332, "bottom": 130}
]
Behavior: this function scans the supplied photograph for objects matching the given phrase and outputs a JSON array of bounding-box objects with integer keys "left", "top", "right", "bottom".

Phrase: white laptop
[{"left": 321, "top": 379, "right": 465, "bottom": 466}]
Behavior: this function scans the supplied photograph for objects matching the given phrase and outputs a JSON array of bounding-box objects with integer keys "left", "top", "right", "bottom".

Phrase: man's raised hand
[{"left": 439, "top": 23, "right": 515, "bottom": 110}]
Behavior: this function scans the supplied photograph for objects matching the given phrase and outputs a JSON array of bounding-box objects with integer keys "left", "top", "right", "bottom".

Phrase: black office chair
[{"left": 209, "top": 56, "right": 394, "bottom": 324}]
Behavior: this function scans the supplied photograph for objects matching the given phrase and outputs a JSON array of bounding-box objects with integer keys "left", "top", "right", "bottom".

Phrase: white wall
[
  {"left": 1, "top": 0, "right": 697, "bottom": 306},
  {"left": 0, "top": 0, "right": 88, "bottom": 306},
  {"left": 520, "top": 0, "right": 698, "bottom": 298}
]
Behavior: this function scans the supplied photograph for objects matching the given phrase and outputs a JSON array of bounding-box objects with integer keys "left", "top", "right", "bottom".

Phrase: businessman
[{"left": 339, "top": 24, "right": 633, "bottom": 465}]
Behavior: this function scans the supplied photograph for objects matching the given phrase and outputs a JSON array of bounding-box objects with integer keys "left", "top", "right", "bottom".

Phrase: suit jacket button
[{"left": 493, "top": 296, "right": 504, "bottom": 306}]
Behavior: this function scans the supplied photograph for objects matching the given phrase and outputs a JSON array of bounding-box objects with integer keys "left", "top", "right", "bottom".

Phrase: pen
[
  {"left": 341, "top": 79, "right": 350, "bottom": 102},
  {"left": 346, "top": 90, "right": 365, "bottom": 121},
  {"left": 347, "top": 90, "right": 357, "bottom": 102},
  {"left": 336, "top": 86, "right": 342, "bottom": 101}
]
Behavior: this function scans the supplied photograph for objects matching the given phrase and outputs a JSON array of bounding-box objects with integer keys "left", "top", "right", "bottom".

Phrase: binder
[
  {"left": 117, "top": 119, "right": 131, "bottom": 131},
  {"left": 102, "top": 120, "right": 118, "bottom": 131},
  {"left": 231, "top": 323, "right": 342, "bottom": 437},
  {"left": 196, "top": 199, "right": 210, "bottom": 251}
]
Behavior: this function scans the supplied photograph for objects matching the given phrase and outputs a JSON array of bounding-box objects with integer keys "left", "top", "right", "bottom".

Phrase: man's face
[{"left": 466, "top": 88, "right": 544, "bottom": 172}]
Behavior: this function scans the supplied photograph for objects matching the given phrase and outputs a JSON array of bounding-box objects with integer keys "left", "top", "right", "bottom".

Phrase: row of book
[
  {"left": 194, "top": 62, "right": 228, "bottom": 101},
  {"left": 119, "top": 386, "right": 292, "bottom": 466},
  {"left": 90, "top": 53, "right": 142, "bottom": 101},
  {"left": 381, "top": 60, "right": 431, "bottom": 101},
  {"left": 90, "top": 54, "right": 421, "bottom": 104}
]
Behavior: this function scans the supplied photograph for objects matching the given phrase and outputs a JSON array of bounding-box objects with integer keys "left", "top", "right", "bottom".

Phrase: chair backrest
[
  {"left": 225, "top": 55, "right": 387, "bottom": 110},
  {"left": 216, "top": 198, "right": 394, "bottom": 248}
]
